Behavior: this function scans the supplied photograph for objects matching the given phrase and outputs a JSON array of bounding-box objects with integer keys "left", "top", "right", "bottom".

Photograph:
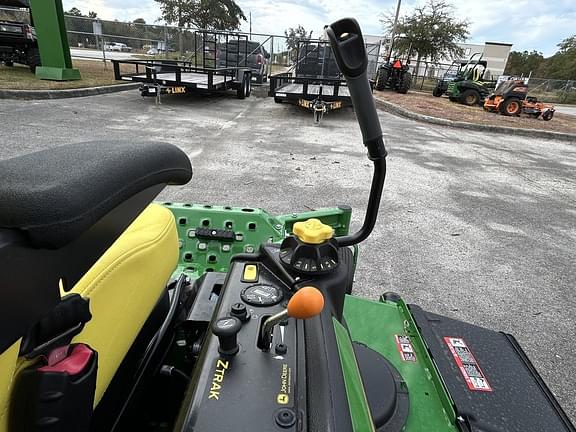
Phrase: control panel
[
  {"left": 177, "top": 259, "right": 309, "bottom": 431},
  {"left": 176, "top": 217, "right": 357, "bottom": 432}
]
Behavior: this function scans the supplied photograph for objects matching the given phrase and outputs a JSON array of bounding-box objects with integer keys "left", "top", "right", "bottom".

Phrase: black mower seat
[{"left": 0, "top": 141, "right": 192, "bottom": 248}]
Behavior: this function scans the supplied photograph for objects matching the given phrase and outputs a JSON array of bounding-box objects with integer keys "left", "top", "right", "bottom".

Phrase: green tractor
[
  {"left": 445, "top": 53, "right": 497, "bottom": 106},
  {"left": 0, "top": 18, "right": 574, "bottom": 432}
]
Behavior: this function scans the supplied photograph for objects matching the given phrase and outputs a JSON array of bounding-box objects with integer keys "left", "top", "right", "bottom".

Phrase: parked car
[
  {"left": 105, "top": 42, "right": 132, "bottom": 52},
  {"left": 0, "top": 19, "right": 40, "bottom": 72},
  {"left": 217, "top": 40, "right": 270, "bottom": 83}
]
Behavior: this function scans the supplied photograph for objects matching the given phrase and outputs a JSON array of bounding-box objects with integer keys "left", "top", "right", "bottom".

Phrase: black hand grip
[
  {"left": 326, "top": 18, "right": 386, "bottom": 159},
  {"left": 325, "top": 18, "right": 368, "bottom": 78}
]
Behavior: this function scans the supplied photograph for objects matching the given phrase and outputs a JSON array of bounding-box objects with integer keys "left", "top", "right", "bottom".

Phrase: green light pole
[{"left": 29, "top": 0, "right": 81, "bottom": 80}]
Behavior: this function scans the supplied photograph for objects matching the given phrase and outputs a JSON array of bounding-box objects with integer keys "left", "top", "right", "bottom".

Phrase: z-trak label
[{"left": 444, "top": 337, "right": 492, "bottom": 392}]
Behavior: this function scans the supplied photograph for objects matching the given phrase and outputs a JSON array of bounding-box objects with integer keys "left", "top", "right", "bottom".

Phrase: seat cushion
[
  {"left": 66, "top": 203, "right": 179, "bottom": 405},
  {"left": 0, "top": 202, "right": 180, "bottom": 432},
  {"left": 0, "top": 141, "right": 191, "bottom": 248}
]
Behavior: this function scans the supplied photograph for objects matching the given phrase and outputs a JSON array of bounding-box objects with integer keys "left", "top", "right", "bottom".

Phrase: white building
[
  {"left": 455, "top": 42, "right": 513, "bottom": 78},
  {"left": 377, "top": 38, "right": 513, "bottom": 79}
]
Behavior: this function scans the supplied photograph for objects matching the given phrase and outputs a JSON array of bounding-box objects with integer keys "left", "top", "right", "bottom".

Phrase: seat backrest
[{"left": 0, "top": 141, "right": 192, "bottom": 355}]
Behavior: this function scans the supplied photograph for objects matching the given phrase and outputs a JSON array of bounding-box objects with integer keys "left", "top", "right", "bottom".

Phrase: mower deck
[{"left": 345, "top": 295, "right": 576, "bottom": 432}]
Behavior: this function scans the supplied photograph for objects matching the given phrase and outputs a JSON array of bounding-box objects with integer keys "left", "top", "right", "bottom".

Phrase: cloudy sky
[{"left": 62, "top": 0, "right": 575, "bottom": 56}]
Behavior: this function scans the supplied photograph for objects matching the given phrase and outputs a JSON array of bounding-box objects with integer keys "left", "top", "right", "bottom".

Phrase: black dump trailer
[
  {"left": 111, "top": 31, "right": 253, "bottom": 103},
  {"left": 269, "top": 40, "right": 352, "bottom": 123}
]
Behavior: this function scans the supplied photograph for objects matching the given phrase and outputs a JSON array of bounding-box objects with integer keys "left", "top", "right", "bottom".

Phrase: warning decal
[
  {"left": 395, "top": 335, "right": 417, "bottom": 362},
  {"left": 444, "top": 337, "right": 492, "bottom": 392}
]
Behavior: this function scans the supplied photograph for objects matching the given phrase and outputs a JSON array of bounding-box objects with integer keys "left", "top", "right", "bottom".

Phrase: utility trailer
[
  {"left": 111, "top": 30, "right": 252, "bottom": 102},
  {"left": 269, "top": 40, "right": 352, "bottom": 123}
]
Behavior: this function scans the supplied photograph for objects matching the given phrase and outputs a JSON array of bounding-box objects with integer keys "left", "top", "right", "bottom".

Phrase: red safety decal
[
  {"left": 395, "top": 335, "right": 417, "bottom": 362},
  {"left": 393, "top": 60, "right": 402, "bottom": 69},
  {"left": 444, "top": 337, "right": 492, "bottom": 392}
]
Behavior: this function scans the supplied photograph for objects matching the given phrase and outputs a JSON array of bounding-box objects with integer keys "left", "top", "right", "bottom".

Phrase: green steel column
[{"left": 29, "top": 0, "right": 81, "bottom": 80}]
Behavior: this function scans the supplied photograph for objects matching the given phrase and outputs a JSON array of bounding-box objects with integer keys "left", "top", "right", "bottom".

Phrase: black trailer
[
  {"left": 111, "top": 31, "right": 252, "bottom": 102},
  {"left": 269, "top": 40, "right": 352, "bottom": 123}
]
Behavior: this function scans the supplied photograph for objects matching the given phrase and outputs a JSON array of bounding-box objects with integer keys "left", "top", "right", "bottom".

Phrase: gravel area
[{"left": 375, "top": 90, "right": 576, "bottom": 134}]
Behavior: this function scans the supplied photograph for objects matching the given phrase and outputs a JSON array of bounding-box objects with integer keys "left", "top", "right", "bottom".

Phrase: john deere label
[
  {"left": 444, "top": 337, "right": 492, "bottom": 392},
  {"left": 394, "top": 335, "right": 417, "bottom": 362}
]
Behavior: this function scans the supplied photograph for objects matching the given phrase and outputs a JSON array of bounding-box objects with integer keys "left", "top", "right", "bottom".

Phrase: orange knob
[{"left": 287, "top": 286, "right": 325, "bottom": 319}]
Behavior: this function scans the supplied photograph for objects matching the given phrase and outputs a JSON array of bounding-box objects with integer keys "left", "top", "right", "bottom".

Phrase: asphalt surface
[
  {"left": 70, "top": 48, "right": 143, "bottom": 61},
  {"left": 1, "top": 90, "right": 575, "bottom": 424},
  {"left": 556, "top": 104, "right": 576, "bottom": 117}
]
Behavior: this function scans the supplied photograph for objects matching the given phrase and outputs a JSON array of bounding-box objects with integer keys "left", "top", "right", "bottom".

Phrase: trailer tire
[
  {"left": 237, "top": 74, "right": 247, "bottom": 99},
  {"left": 245, "top": 75, "right": 251, "bottom": 97}
]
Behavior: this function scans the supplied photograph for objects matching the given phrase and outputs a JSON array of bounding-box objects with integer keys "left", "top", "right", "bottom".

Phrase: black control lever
[
  {"left": 326, "top": 18, "right": 387, "bottom": 247},
  {"left": 326, "top": 18, "right": 386, "bottom": 160}
]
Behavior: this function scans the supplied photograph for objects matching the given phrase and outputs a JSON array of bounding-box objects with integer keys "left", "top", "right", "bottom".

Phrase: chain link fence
[
  {"left": 2, "top": 7, "right": 573, "bottom": 103},
  {"left": 62, "top": 15, "right": 383, "bottom": 77},
  {"left": 0, "top": 8, "right": 384, "bottom": 84}
]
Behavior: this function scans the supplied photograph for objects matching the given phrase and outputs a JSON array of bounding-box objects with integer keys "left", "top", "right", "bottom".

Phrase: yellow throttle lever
[{"left": 260, "top": 287, "right": 324, "bottom": 349}]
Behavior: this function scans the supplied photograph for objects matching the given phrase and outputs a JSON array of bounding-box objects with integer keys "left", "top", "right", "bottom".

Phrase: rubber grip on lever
[{"left": 326, "top": 18, "right": 385, "bottom": 159}]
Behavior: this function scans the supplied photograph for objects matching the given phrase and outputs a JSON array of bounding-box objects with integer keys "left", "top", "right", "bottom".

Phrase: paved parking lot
[{"left": 1, "top": 90, "right": 575, "bottom": 422}]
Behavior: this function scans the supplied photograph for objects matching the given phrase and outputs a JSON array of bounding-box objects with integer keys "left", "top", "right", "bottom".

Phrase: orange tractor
[{"left": 484, "top": 79, "right": 555, "bottom": 120}]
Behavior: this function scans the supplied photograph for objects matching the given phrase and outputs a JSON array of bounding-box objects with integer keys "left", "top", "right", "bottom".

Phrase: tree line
[{"left": 505, "top": 37, "right": 576, "bottom": 80}]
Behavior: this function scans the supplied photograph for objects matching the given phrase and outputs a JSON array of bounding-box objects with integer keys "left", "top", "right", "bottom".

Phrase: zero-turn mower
[
  {"left": 446, "top": 53, "right": 496, "bottom": 106},
  {"left": 484, "top": 79, "right": 555, "bottom": 120},
  {"left": 433, "top": 55, "right": 486, "bottom": 98},
  {"left": 0, "top": 18, "right": 574, "bottom": 432}
]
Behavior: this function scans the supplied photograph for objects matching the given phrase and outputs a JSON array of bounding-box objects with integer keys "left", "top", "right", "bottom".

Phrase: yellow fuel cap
[{"left": 293, "top": 219, "right": 334, "bottom": 244}]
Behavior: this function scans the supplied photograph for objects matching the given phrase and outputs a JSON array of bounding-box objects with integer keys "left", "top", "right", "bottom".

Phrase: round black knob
[
  {"left": 230, "top": 303, "right": 249, "bottom": 322},
  {"left": 212, "top": 316, "right": 242, "bottom": 356},
  {"left": 279, "top": 235, "right": 339, "bottom": 275},
  {"left": 275, "top": 408, "right": 296, "bottom": 428}
]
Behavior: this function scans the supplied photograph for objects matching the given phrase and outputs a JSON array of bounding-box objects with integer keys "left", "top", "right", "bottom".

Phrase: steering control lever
[
  {"left": 260, "top": 286, "right": 324, "bottom": 350},
  {"left": 326, "top": 18, "right": 388, "bottom": 247}
]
